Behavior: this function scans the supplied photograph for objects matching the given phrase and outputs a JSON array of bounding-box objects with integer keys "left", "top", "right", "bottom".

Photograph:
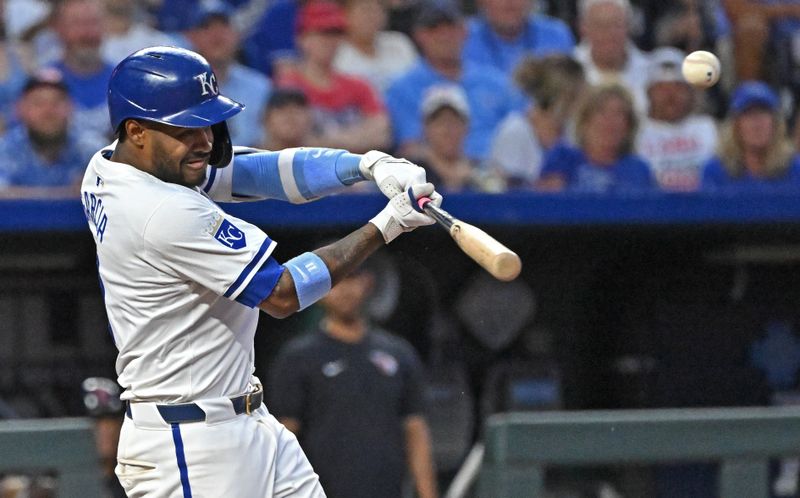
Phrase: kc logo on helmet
[{"left": 194, "top": 72, "right": 219, "bottom": 96}]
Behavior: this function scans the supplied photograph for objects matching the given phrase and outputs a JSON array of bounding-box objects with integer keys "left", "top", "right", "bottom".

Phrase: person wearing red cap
[{"left": 275, "top": 0, "right": 391, "bottom": 154}]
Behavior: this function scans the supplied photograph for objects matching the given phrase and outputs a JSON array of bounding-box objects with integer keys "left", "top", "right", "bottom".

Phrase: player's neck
[{"left": 322, "top": 316, "right": 366, "bottom": 343}]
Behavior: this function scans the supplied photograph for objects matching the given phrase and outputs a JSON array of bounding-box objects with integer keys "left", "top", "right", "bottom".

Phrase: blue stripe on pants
[{"left": 171, "top": 423, "right": 193, "bottom": 497}]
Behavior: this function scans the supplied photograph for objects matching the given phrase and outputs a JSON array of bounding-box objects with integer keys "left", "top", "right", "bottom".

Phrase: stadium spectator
[
  {"left": 240, "top": 0, "right": 302, "bottom": 77},
  {"left": 269, "top": 260, "right": 439, "bottom": 498},
  {"left": 48, "top": 0, "right": 115, "bottom": 139},
  {"left": 700, "top": 81, "right": 800, "bottom": 190},
  {"left": 462, "top": 0, "right": 575, "bottom": 80},
  {"left": 489, "top": 54, "right": 586, "bottom": 189},
  {"left": 384, "top": 0, "right": 520, "bottom": 162},
  {"left": 536, "top": 82, "right": 654, "bottom": 193},
  {"left": 721, "top": 0, "right": 800, "bottom": 82},
  {"left": 184, "top": 1, "right": 272, "bottom": 147},
  {"left": 636, "top": 47, "right": 718, "bottom": 192},
  {"left": 100, "top": 0, "right": 177, "bottom": 65},
  {"left": 0, "top": 6, "right": 28, "bottom": 133},
  {"left": 408, "top": 84, "right": 495, "bottom": 192},
  {"left": 276, "top": 0, "right": 391, "bottom": 153},
  {"left": 638, "top": 0, "right": 720, "bottom": 53},
  {"left": 261, "top": 87, "right": 315, "bottom": 150},
  {"left": 332, "top": 0, "right": 418, "bottom": 92},
  {"left": 573, "top": 0, "right": 651, "bottom": 114},
  {"left": 0, "top": 69, "right": 105, "bottom": 196}
]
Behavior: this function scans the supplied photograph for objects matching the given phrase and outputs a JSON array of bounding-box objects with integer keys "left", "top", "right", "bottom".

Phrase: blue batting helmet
[{"left": 108, "top": 46, "right": 244, "bottom": 167}]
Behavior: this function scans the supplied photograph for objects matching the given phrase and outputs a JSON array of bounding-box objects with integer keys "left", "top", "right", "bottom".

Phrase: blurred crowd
[{"left": 2, "top": 0, "right": 800, "bottom": 197}]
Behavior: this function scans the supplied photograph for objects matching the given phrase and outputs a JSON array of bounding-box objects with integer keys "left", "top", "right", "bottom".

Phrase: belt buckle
[{"left": 245, "top": 392, "right": 252, "bottom": 415}]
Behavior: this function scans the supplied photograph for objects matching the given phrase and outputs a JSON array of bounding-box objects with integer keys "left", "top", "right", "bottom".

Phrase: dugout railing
[
  {"left": 0, "top": 417, "right": 106, "bottom": 497},
  {"left": 477, "top": 406, "right": 800, "bottom": 498}
]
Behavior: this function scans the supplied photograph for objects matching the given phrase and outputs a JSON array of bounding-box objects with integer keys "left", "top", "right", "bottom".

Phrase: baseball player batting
[{"left": 80, "top": 46, "right": 442, "bottom": 498}]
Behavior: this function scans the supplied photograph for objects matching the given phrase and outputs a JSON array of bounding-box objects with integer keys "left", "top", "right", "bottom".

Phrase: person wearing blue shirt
[
  {"left": 384, "top": 1, "right": 521, "bottom": 162},
  {"left": 700, "top": 80, "right": 800, "bottom": 191},
  {"left": 184, "top": 3, "right": 272, "bottom": 147},
  {"left": 0, "top": 72, "right": 106, "bottom": 193},
  {"left": 49, "top": 0, "right": 115, "bottom": 139},
  {"left": 536, "top": 82, "right": 654, "bottom": 193},
  {"left": 463, "top": 0, "right": 575, "bottom": 79},
  {"left": 241, "top": 0, "right": 300, "bottom": 77}
]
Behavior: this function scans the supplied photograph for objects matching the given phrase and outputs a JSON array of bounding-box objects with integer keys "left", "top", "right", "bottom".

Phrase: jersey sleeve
[{"left": 142, "top": 192, "right": 283, "bottom": 307}]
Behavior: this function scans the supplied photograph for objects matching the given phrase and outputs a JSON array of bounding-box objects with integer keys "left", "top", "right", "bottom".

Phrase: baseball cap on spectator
[
  {"left": 421, "top": 84, "right": 470, "bottom": 121},
  {"left": 296, "top": 1, "right": 348, "bottom": 35},
  {"left": 730, "top": 81, "right": 779, "bottom": 115},
  {"left": 646, "top": 47, "right": 687, "bottom": 87},
  {"left": 266, "top": 87, "right": 309, "bottom": 111},
  {"left": 21, "top": 68, "right": 68, "bottom": 95},
  {"left": 414, "top": 0, "right": 463, "bottom": 29},
  {"left": 186, "top": 0, "right": 233, "bottom": 30}
]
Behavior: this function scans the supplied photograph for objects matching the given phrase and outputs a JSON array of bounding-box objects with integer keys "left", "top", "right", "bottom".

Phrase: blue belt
[{"left": 125, "top": 387, "right": 264, "bottom": 423}]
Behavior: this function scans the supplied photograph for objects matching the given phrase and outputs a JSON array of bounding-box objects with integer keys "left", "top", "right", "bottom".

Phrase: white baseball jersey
[
  {"left": 80, "top": 144, "right": 282, "bottom": 403},
  {"left": 636, "top": 115, "right": 718, "bottom": 192}
]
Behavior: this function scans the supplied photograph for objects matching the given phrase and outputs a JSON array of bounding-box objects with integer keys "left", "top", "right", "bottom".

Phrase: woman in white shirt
[{"left": 333, "top": 0, "right": 418, "bottom": 92}]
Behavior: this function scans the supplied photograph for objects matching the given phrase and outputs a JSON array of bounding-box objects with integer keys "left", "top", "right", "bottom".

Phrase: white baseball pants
[{"left": 115, "top": 402, "right": 325, "bottom": 498}]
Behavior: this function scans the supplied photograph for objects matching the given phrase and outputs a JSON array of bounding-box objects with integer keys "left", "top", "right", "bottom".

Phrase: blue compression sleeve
[
  {"left": 284, "top": 252, "right": 332, "bottom": 310},
  {"left": 232, "top": 148, "right": 365, "bottom": 203}
]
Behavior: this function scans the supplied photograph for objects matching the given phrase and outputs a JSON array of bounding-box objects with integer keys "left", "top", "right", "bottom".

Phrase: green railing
[
  {"left": 0, "top": 417, "right": 105, "bottom": 497},
  {"left": 479, "top": 406, "right": 800, "bottom": 498}
]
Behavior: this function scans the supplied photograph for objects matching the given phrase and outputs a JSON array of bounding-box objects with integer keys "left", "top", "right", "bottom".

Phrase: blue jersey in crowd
[
  {"left": 241, "top": 0, "right": 298, "bottom": 76},
  {"left": 700, "top": 154, "right": 800, "bottom": 191},
  {"left": 0, "top": 125, "right": 106, "bottom": 188},
  {"left": 462, "top": 14, "right": 575, "bottom": 77},
  {"left": 219, "top": 64, "right": 272, "bottom": 147},
  {"left": 540, "top": 143, "right": 655, "bottom": 193},
  {"left": 384, "top": 60, "right": 523, "bottom": 161},
  {"left": 52, "top": 62, "right": 115, "bottom": 138}
]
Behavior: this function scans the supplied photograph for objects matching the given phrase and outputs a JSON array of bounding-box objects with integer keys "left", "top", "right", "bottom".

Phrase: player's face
[{"left": 143, "top": 122, "right": 213, "bottom": 188}]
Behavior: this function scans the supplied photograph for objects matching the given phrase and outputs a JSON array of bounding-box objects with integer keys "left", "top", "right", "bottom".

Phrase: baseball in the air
[{"left": 681, "top": 50, "right": 721, "bottom": 88}]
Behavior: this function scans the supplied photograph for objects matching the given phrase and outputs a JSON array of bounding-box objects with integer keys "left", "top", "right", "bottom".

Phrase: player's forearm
[
  {"left": 259, "top": 224, "right": 384, "bottom": 317},
  {"left": 313, "top": 224, "right": 385, "bottom": 288},
  {"left": 405, "top": 416, "right": 439, "bottom": 498},
  {"left": 231, "top": 147, "right": 367, "bottom": 203}
]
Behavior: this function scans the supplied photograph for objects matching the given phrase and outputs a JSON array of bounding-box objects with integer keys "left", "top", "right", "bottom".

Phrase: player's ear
[{"left": 123, "top": 119, "right": 148, "bottom": 147}]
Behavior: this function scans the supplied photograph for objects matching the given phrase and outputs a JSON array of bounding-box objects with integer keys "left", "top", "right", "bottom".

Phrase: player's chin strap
[{"left": 209, "top": 121, "right": 233, "bottom": 168}]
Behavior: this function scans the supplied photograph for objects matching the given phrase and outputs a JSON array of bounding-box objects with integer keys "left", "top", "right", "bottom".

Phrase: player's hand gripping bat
[{"left": 417, "top": 197, "right": 522, "bottom": 282}]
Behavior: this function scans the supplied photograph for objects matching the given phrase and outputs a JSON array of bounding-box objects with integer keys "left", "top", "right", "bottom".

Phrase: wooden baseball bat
[{"left": 418, "top": 197, "right": 522, "bottom": 282}]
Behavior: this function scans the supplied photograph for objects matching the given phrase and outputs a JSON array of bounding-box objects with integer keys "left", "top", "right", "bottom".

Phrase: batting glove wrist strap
[
  {"left": 359, "top": 150, "right": 427, "bottom": 199},
  {"left": 284, "top": 252, "right": 332, "bottom": 310}
]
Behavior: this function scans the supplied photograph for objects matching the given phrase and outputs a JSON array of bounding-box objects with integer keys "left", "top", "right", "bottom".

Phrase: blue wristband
[{"left": 284, "top": 252, "right": 332, "bottom": 310}]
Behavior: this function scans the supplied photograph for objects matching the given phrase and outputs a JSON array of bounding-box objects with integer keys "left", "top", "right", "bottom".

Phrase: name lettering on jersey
[
  {"left": 194, "top": 72, "right": 219, "bottom": 96},
  {"left": 81, "top": 191, "right": 109, "bottom": 243},
  {"left": 214, "top": 219, "right": 246, "bottom": 249}
]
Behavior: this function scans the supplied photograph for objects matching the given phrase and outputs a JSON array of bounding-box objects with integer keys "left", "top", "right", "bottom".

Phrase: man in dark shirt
[{"left": 269, "top": 262, "right": 439, "bottom": 498}]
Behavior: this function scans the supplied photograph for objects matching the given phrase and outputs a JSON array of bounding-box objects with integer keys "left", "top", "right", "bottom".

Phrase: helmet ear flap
[{"left": 210, "top": 121, "right": 233, "bottom": 168}]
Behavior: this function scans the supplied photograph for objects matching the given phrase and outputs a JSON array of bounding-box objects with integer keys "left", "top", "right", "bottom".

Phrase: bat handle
[{"left": 416, "top": 196, "right": 432, "bottom": 212}]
